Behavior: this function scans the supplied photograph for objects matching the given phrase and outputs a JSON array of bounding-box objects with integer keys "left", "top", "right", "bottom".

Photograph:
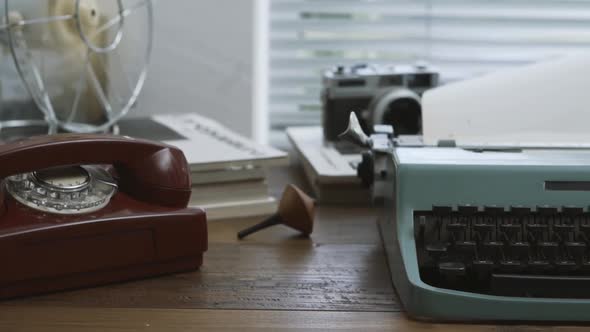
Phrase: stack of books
[
  {"left": 120, "top": 113, "right": 288, "bottom": 220},
  {"left": 189, "top": 166, "right": 274, "bottom": 220}
]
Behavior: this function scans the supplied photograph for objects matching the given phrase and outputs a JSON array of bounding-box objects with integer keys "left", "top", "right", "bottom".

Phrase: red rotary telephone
[{"left": 0, "top": 134, "right": 207, "bottom": 299}]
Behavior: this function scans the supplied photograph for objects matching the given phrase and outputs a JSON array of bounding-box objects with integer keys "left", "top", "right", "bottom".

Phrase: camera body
[{"left": 322, "top": 63, "right": 439, "bottom": 141}]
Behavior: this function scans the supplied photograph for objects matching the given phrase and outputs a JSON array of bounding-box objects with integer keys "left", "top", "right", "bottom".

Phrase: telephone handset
[{"left": 0, "top": 134, "right": 208, "bottom": 299}]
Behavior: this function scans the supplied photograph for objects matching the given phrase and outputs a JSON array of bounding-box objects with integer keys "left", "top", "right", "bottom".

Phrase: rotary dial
[{"left": 5, "top": 165, "right": 117, "bottom": 214}]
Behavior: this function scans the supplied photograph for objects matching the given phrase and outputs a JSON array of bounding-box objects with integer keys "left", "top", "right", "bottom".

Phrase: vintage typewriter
[{"left": 341, "top": 112, "right": 590, "bottom": 321}]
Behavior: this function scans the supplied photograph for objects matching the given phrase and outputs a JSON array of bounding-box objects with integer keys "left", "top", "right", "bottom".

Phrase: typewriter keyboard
[{"left": 414, "top": 205, "right": 590, "bottom": 298}]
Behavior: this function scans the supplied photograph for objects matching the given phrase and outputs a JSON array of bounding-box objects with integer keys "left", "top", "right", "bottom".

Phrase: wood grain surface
[
  {"left": 2, "top": 307, "right": 590, "bottom": 332},
  {"left": 2, "top": 165, "right": 590, "bottom": 330},
  {"left": 4, "top": 166, "right": 396, "bottom": 312}
]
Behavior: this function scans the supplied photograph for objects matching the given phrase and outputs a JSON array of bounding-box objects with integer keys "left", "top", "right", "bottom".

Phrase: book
[
  {"left": 152, "top": 113, "right": 288, "bottom": 172},
  {"left": 190, "top": 179, "right": 270, "bottom": 206},
  {"left": 189, "top": 178, "right": 276, "bottom": 220},
  {"left": 197, "top": 197, "right": 276, "bottom": 221},
  {"left": 191, "top": 166, "right": 265, "bottom": 185},
  {"left": 287, "top": 126, "right": 370, "bottom": 204},
  {"left": 119, "top": 114, "right": 288, "bottom": 172}
]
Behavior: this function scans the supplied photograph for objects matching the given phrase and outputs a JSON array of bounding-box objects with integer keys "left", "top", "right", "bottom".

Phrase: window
[{"left": 269, "top": 0, "right": 590, "bottom": 129}]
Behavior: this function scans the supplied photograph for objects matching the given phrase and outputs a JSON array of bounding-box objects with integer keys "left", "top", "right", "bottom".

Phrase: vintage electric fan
[{"left": 0, "top": 0, "right": 153, "bottom": 138}]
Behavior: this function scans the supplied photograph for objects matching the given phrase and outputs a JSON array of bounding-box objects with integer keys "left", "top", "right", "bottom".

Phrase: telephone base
[
  {"left": 0, "top": 203, "right": 208, "bottom": 300},
  {"left": 0, "top": 255, "right": 203, "bottom": 300}
]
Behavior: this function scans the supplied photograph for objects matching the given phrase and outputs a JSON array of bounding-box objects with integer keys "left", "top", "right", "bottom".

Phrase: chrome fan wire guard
[{"left": 0, "top": 0, "right": 152, "bottom": 137}]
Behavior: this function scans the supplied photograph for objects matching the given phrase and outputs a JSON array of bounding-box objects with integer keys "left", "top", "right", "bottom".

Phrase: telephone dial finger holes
[{"left": 5, "top": 165, "right": 117, "bottom": 214}]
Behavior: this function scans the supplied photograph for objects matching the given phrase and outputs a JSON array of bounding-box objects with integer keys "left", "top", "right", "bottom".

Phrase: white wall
[{"left": 135, "top": 0, "right": 267, "bottom": 140}]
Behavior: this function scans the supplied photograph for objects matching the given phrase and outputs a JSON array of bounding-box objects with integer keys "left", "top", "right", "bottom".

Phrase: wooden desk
[{"left": 0, "top": 166, "right": 587, "bottom": 331}]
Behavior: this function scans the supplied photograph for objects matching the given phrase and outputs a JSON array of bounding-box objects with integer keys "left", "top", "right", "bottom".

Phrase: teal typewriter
[{"left": 341, "top": 113, "right": 590, "bottom": 322}]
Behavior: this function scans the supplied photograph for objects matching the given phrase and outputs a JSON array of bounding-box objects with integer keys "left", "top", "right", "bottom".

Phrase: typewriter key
[
  {"left": 499, "top": 260, "right": 523, "bottom": 273},
  {"left": 455, "top": 241, "right": 476, "bottom": 254},
  {"left": 562, "top": 206, "right": 584, "bottom": 216},
  {"left": 432, "top": 205, "right": 452, "bottom": 215},
  {"left": 458, "top": 205, "right": 478, "bottom": 216},
  {"left": 509, "top": 242, "right": 530, "bottom": 260},
  {"left": 555, "top": 260, "right": 577, "bottom": 272},
  {"left": 438, "top": 262, "right": 466, "bottom": 278},
  {"left": 537, "top": 242, "right": 559, "bottom": 261},
  {"left": 537, "top": 205, "right": 557, "bottom": 215},
  {"left": 580, "top": 223, "right": 590, "bottom": 241},
  {"left": 565, "top": 241, "right": 587, "bottom": 257},
  {"left": 472, "top": 260, "right": 494, "bottom": 278},
  {"left": 510, "top": 205, "right": 531, "bottom": 216},
  {"left": 528, "top": 260, "right": 551, "bottom": 272},
  {"left": 426, "top": 243, "right": 449, "bottom": 262},
  {"left": 482, "top": 241, "right": 504, "bottom": 260},
  {"left": 581, "top": 261, "right": 590, "bottom": 271},
  {"left": 484, "top": 205, "right": 504, "bottom": 215}
]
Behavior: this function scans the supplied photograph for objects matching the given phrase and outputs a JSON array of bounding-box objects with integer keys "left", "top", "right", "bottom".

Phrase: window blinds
[{"left": 270, "top": 0, "right": 590, "bottom": 128}]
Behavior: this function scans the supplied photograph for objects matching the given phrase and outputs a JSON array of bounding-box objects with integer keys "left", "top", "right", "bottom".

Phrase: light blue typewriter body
[{"left": 380, "top": 147, "right": 590, "bottom": 321}]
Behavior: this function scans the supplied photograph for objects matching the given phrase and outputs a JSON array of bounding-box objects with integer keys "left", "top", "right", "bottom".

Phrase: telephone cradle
[{"left": 0, "top": 134, "right": 207, "bottom": 299}]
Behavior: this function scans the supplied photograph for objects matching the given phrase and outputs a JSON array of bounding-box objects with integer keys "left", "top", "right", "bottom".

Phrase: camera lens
[
  {"left": 369, "top": 88, "right": 422, "bottom": 137},
  {"left": 381, "top": 97, "right": 421, "bottom": 135}
]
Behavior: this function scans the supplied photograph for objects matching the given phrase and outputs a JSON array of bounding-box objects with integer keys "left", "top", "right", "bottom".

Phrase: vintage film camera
[{"left": 321, "top": 63, "right": 439, "bottom": 142}]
